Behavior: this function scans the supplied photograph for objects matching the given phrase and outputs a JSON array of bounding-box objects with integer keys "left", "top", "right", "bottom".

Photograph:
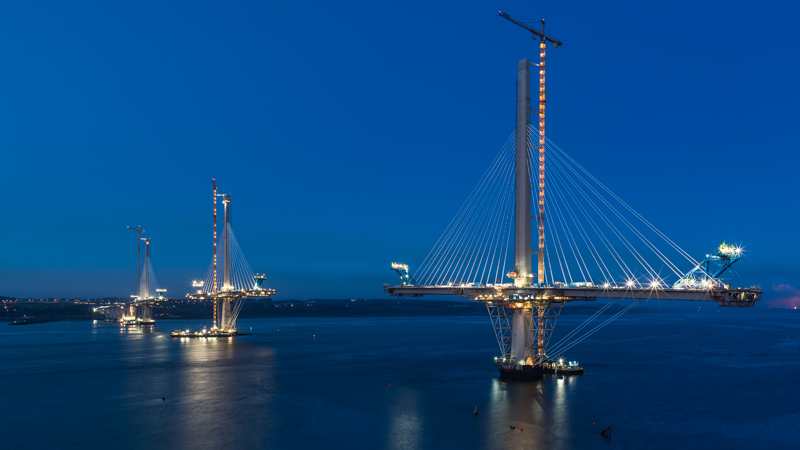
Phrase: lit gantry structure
[
  {"left": 101, "top": 226, "right": 168, "bottom": 325},
  {"left": 383, "top": 12, "right": 761, "bottom": 379},
  {"left": 183, "top": 179, "right": 275, "bottom": 336}
]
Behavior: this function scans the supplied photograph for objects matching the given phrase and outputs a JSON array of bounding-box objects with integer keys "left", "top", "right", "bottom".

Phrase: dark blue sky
[{"left": 1, "top": 1, "right": 797, "bottom": 303}]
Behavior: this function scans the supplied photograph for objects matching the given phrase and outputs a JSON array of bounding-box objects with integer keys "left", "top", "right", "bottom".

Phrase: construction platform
[
  {"left": 495, "top": 360, "right": 584, "bottom": 379},
  {"left": 496, "top": 362, "right": 544, "bottom": 380},
  {"left": 170, "top": 329, "right": 251, "bottom": 338},
  {"left": 121, "top": 319, "right": 155, "bottom": 326}
]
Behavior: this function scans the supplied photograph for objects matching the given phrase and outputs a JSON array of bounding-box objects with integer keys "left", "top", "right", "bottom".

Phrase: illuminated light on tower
[
  {"left": 537, "top": 22, "right": 546, "bottom": 285},
  {"left": 212, "top": 178, "right": 218, "bottom": 327}
]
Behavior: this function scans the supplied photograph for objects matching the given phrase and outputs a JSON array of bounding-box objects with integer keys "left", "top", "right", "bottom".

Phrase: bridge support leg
[
  {"left": 486, "top": 303, "right": 512, "bottom": 361},
  {"left": 487, "top": 302, "right": 563, "bottom": 379},
  {"left": 510, "top": 308, "right": 532, "bottom": 364},
  {"left": 527, "top": 302, "right": 563, "bottom": 364},
  {"left": 214, "top": 299, "right": 223, "bottom": 328},
  {"left": 141, "top": 305, "right": 151, "bottom": 321},
  {"left": 221, "top": 299, "right": 232, "bottom": 330}
]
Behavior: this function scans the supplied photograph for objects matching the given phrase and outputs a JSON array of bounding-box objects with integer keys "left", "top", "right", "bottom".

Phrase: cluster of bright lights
[
  {"left": 719, "top": 242, "right": 744, "bottom": 257},
  {"left": 391, "top": 262, "right": 409, "bottom": 271},
  {"left": 191, "top": 280, "right": 204, "bottom": 294}
]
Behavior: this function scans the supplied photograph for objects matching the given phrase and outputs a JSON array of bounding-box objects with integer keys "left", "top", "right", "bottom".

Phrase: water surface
[{"left": 2, "top": 308, "right": 798, "bottom": 449}]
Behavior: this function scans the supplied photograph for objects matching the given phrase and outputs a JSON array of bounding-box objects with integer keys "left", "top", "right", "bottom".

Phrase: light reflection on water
[
  {"left": 480, "top": 376, "right": 577, "bottom": 449},
  {"left": 2, "top": 313, "right": 799, "bottom": 449},
  {"left": 386, "top": 386, "right": 422, "bottom": 450}
]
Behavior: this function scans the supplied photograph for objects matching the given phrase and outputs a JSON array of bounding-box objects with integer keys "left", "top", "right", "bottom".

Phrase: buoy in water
[
  {"left": 162, "top": 397, "right": 165, "bottom": 401},
  {"left": 473, "top": 406, "right": 478, "bottom": 415}
]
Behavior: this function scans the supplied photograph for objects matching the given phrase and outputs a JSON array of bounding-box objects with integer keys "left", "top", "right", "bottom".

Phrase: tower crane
[
  {"left": 391, "top": 262, "right": 415, "bottom": 286},
  {"left": 498, "top": 12, "right": 562, "bottom": 48},
  {"left": 498, "top": 11, "right": 562, "bottom": 285}
]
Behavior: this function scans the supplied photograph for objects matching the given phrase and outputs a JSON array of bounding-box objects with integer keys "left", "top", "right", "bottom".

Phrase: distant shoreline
[{"left": 2, "top": 298, "right": 793, "bottom": 323}]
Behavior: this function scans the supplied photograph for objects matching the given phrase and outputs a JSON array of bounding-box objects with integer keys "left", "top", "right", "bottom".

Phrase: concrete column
[
  {"left": 510, "top": 308, "right": 532, "bottom": 364},
  {"left": 515, "top": 59, "right": 532, "bottom": 286},
  {"left": 143, "top": 240, "right": 150, "bottom": 299},
  {"left": 221, "top": 300, "right": 231, "bottom": 330},
  {"left": 223, "top": 195, "right": 232, "bottom": 289},
  {"left": 215, "top": 299, "right": 223, "bottom": 328}
]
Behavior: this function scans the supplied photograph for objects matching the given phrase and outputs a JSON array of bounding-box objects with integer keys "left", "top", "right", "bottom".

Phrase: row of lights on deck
[{"left": 433, "top": 278, "right": 722, "bottom": 291}]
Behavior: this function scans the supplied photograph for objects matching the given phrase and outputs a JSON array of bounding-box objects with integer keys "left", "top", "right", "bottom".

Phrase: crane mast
[{"left": 212, "top": 178, "right": 219, "bottom": 326}]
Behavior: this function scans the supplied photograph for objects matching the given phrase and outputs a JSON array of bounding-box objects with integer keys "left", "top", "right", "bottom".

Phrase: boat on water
[{"left": 543, "top": 359, "right": 584, "bottom": 375}]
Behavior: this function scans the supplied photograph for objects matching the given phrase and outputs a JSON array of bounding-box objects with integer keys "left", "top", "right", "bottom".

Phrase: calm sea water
[{"left": 1, "top": 307, "right": 799, "bottom": 449}]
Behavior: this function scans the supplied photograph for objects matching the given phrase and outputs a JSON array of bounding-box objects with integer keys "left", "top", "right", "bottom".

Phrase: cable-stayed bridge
[
  {"left": 384, "top": 14, "right": 761, "bottom": 379},
  {"left": 182, "top": 179, "right": 275, "bottom": 337},
  {"left": 100, "top": 226, "right": 168, "bottom": 325}
]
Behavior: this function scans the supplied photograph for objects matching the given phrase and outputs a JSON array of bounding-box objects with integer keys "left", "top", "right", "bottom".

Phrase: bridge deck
[
  {"left": 186, "top": 288, "right": 276, "bottom": 300},
  {"left": 383, "top": 284, "right": 761, "bottom": 307}
]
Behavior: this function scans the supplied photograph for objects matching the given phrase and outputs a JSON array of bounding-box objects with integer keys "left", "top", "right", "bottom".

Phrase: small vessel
[{"left": 542, "top": 358, "right": 584, "bottom": 375}]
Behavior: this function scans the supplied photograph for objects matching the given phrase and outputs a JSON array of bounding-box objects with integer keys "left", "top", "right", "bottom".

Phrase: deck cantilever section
[
  {"left": 383, "top": 284, "right": 761, "bottom": 307},
  {"left": 186, "top": 288, "right": 276, "bottom": 301}
]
